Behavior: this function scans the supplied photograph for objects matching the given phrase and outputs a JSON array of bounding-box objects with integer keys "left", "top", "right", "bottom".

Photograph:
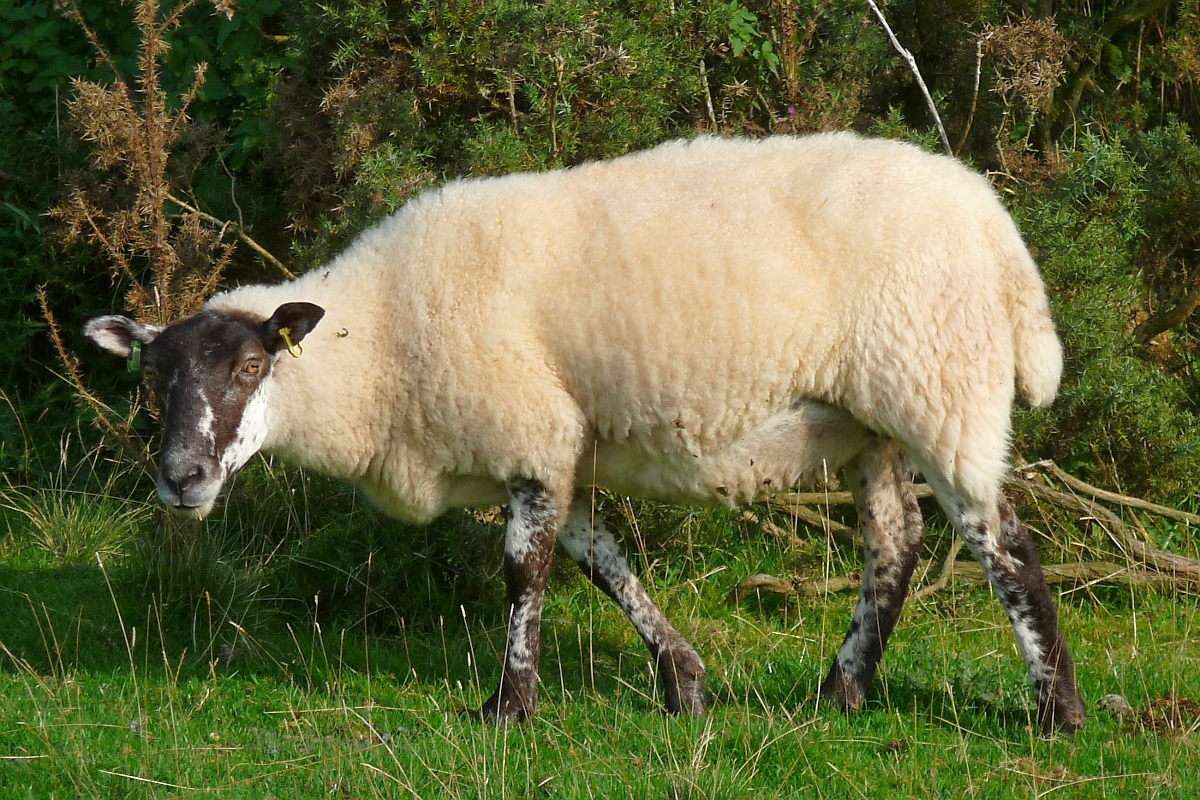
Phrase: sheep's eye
[
  {"left": 142, "top": 367, "right": 156, "bottom": 382},
  {"left": 242, "top": 359, "right": 262, "bottom": 376}
]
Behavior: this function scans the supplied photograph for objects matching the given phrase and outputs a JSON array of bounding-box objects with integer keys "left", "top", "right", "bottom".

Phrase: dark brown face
[{"left": 84, "top": 302, "right": 325, "bottom": 518}]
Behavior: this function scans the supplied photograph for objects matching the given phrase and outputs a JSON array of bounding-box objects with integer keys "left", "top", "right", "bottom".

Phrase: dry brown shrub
[
  {"left": 48, "top": 0, "right": 236, "bottom": 327},
  {"left": 978, "top": 17, "right": 1070, "bottom": 177},
  {"left": 45, "top": 0, "right": 241, "bottom": 455},
  {"left": 980, "top": 17, "right": 1069, "bottom": 116}
]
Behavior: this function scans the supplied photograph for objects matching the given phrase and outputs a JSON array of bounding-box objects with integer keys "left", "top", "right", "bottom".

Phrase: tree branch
[
  {"left": 1057, "top": 0, "right": 1171, "bottom": 122},
  {"left": 865, "top": 0, "right": 952, "bottom": 156},
  {"left": 167, "top": 193, "right": 296, "bottom": 280},
  {"left": 1134, "top": 276, "right": 1200, "bottom": 344},
  {"left": 1017, "top": 461, "right": 1200, "bottom": 527}
]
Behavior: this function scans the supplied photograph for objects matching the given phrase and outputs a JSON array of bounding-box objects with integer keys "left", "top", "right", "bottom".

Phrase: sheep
[{"left": 84, "top": 132, "right": 1085, "bottom": 734}]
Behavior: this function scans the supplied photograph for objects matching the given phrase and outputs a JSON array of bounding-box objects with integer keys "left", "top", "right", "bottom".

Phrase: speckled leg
[
  {"left": 474, "top": 477, "right": 564, "bottom": 725},
  {"left": 558, "top": 499, "right": 707, "bottom": 715},
  {"left": 820, "top": 439, "right": 925, "bottom": 711},
  {"left": 935, "top": 487, "right": 1086, "bottom": 736}
]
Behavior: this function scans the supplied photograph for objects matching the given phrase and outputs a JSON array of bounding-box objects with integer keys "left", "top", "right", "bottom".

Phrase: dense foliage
[{"left": 3, "top": 0, "right": 1200, "bottom": 501}]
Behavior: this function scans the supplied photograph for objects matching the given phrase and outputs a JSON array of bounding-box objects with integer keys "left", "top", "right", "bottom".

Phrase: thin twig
[
  {"left": 1005, "top": 475, "right": 1200, "bottom": 581},
  {"left": 167, "top": 193, "right": 296, "bottom": 280},
  {"left": 699, "top": 58, "right": 718, "bottom": 131},
  {"left": 777, "top": 501, "right": 860, "bottom": 548},
  {"left": 955, "top": 40, "right": 984, "bottom": 156},
  {"left": 913, "top": 535, "right": 965, "bottom": 600},
  {"left": 865, "top": 0, "right": 952, "bottom": 156},
  {"left": 1017, "top": 461, "right": 1200, "bottom": 527}
]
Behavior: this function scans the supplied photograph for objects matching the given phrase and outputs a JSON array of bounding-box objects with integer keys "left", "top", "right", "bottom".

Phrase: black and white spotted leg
[
  {"left": 475, "top": 477, "right": 565, "bottom": 725},
  {"left": 820, "top": 439, "right": 926, "bottom": 711},
  {"left": 940, "top": 488, "right": 1086, "bottom": 736},
  {"left": 558, "top": 499, "right": 707, "bottom": 715}
]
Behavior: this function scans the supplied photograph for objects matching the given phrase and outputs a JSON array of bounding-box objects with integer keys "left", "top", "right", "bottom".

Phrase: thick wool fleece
[{"left": 207, "top": 133, "right": 1061, "bottom": 522}]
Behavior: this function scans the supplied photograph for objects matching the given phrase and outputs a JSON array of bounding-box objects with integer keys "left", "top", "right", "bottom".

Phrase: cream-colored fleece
[{"left": 208, "top": 133, "right": 1061, "bottom": 522}]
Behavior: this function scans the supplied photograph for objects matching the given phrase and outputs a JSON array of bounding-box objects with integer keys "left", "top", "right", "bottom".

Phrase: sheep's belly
[
  {"left": 442, "top": 402, "right": 870, "bottom": 510},
  {"left": 585, "top": 401, "right": 870, "bottom": 506}
]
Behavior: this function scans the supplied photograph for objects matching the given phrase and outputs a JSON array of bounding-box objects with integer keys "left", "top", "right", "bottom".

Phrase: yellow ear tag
[{"left": 278, "top": 326, "right": 303, "bottom": 358}]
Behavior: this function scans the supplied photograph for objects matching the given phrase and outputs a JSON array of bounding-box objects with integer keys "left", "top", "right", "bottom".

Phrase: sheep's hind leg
[
  {"left": 473, "top": 477, "right": 565, "bottom": 725},
  {"left": 558, "top": 499, "right": 707, "bottom": 715},
  {"left": 936, "top": 488, "right": 1086, "bottom": 736},
  {"left": 820, "top": 439, "right": 926, "bottom": 711}
]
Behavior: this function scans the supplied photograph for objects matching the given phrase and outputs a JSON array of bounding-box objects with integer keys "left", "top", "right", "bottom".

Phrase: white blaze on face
[
  {"left": 196, "top": 391, "right": 216, "bottom": 449},
  {"left": 219, "top": 379, "right": 275, "bottom": 479}
]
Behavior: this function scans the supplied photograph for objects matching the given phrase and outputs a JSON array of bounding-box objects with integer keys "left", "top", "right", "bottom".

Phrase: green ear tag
[{"left": 127, "top": 340, "right": 142, "bottom": 373}]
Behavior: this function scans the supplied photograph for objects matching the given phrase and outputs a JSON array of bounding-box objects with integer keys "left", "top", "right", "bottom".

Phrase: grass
[{"left": 1, "top": 468, "right": 1198, "bottom": 798}]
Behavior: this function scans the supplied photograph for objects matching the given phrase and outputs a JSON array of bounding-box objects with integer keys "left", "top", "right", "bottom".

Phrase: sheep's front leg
[
  {"left": 820, "top": 439, "right": 925, "bottom": 710},
  {"left": 476, "top": 477, "right": 564, "bottom": 725},
  {"left": 558, "top": 499, "right": 707, "bottom": 715}
]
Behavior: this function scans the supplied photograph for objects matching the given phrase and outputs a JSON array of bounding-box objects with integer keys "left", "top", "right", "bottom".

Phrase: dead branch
[
  {"left": 1133, "top": 276, "right": 1200, "bottom": 344},
  {"left": 741, "top": 458, "right": 1200, "bottom": 600},
  {"left": 865, "top": 0, "right": 952, "bottom": 156},
  {"left": 776, "top": 501, "right": 860, "bottom": 548},
  {"left": 776, "top": 484, "right": 936, "bottom": 507},
  {"left": 741, "top": 510, "right": 804, "bottom": 549},
  {"left": 36, "top": 288, "right": 154, "bottom": 475},
  {"left": 733, "top": 558, "right": 1185, "bottom": 604},
  {"left": 167, "top": 193, "right": 296, "bottom": 280},
  {"left": 1004, "top": 475, "right": 1200, "bottom": 581},
  {"left": 773, "top": 461, "right": 1198, "bottom": 527},
  {"left": 1017, "top": 460, "right": 1200, "bottom": 527}
]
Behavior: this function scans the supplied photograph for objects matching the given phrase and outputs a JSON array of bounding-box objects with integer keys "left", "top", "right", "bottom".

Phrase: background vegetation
[{"left": 3, "top": 0, "right": 1200, "bottom": 796}]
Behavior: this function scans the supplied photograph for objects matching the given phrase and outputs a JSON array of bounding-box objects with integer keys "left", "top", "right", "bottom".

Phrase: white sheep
[{"left": 84, "top": 132, "right": 1085, "bottom": 733}]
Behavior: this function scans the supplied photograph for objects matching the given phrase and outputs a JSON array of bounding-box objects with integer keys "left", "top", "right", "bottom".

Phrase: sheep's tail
[{"left": 992, "top": 220, "right": 1063, "bottom": 408}]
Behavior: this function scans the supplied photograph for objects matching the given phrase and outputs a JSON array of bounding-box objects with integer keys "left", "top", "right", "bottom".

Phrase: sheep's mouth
[
  {"left": 157, "top": 472, "right": 223, "bottom": 520},
  {"left": 166, "top": 501, "right": 212, "bottom": 520}
]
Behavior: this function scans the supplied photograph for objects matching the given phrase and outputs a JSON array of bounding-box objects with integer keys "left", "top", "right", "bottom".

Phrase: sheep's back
[{"left": 427, "top": 134, "right": 1021, "bottom": 466}]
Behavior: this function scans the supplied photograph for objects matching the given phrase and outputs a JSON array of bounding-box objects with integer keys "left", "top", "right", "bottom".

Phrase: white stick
[{"left": 865, "top": 0, "right": 953, "bottom": 156}]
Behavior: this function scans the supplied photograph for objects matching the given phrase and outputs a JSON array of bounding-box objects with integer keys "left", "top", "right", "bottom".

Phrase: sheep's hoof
[
  {"left": 1039, "top": 683, "right": 1087, "bottom": 737},
  {"left": 464, "top": 688, "right": 536, "bottom": 726},
  {"left": 662, "top": 663, "right": 707, "bottom": 717},
  {"left": 818, "top": 661, "right": 866, "bottom": 712},
  {"left": 658, "top": 639, "right": 707, "bottom": 716}
]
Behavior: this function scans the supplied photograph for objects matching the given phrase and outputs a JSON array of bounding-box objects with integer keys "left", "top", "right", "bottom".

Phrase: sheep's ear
[
  {"left": 262, "top": 302, "right": 326, "bottom": 355},
  {"left": 82, "top": 315, "right": 162, "bottom": 359}
]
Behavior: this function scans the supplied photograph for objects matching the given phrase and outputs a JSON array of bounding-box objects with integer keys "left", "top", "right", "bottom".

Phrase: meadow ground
[{"left": 1, "top": 476, "right": 1197, "bottom": 799}]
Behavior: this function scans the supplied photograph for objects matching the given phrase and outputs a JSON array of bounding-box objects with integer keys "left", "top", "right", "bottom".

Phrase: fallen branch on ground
[
  {"left": 1014, "top": 460, "right": 1200, "bottom": 527},
  {"left": 739, "top": 459, "right": 1200, "bottom": 600},
  {"left": 774, "top": 502, "right": 859, "bottom": 548},
  {"left": 732, "top": 558, "right": 1186, "bottom": 603},
  {"left": 1003, "top": 473, "right": 1200, "bottom": 582}
]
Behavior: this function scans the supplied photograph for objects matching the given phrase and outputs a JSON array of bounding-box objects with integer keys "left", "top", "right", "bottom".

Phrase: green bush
[{"left": 1014, "top": 131, "right": 1200, "bottom": 504}]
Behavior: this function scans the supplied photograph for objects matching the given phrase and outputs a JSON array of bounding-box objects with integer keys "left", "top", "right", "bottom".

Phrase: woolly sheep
[{"left": 84, "top": 132, "right": 1086, "bottom": 733}]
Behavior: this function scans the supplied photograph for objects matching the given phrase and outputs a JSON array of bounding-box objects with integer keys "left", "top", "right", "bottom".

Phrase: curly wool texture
[{"left": 207, "top": 133, "right": 1062, "bottom": 522}]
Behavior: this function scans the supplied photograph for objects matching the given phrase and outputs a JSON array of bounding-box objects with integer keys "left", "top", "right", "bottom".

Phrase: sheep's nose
[{"left": 162, "top": 463, "right": 211, "bottom": 503}]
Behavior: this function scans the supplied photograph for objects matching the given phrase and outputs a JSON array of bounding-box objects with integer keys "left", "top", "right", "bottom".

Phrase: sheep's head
[{"left": 83, "top": 302, "right": 325, "bottom": 519}]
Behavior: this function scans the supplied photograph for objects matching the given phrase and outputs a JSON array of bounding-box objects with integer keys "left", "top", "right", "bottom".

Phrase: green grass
[{"left": 1, "top": 481, "right": 1198, "bottom": 798}]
